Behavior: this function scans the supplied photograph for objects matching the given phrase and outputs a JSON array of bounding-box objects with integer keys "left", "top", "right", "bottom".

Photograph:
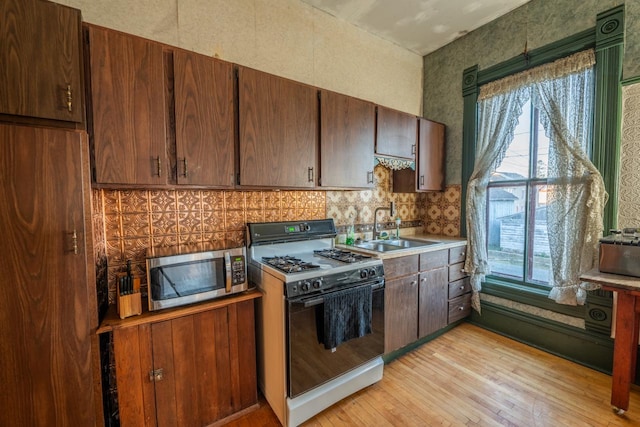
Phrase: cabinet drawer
[
  {"left": 448, "top": 262, "right": 467, "bottom": 282},
  {"left": 419, "top": 249, "right": 447, "bottom": 271},
  {"left": 448, "top": 277, "right": 471, "bottom": 299},
  {"left": 383, "top": 255, "right": 419, "bottom": 279},
  {"left": 448, "top": 293, "right": 471, "bottom": 324},
  {"left": 449, "top": 245, "right": 467, "bottom": 264}
]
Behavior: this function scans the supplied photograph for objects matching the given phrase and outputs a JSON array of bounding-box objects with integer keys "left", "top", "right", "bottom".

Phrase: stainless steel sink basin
[
  {"left": 383, "top": 239, "right": 442, "bottom": 248},
  {"left": 353, "top": 242, "right": 405, "bottom": 252},
  {"left": 353, "top": 238, "right": 443, "bottom": 252}
]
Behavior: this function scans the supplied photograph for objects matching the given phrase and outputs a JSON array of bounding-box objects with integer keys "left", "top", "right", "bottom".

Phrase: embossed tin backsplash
[{"left": 95, "top": 189, "right": 326, "bottom": 303}]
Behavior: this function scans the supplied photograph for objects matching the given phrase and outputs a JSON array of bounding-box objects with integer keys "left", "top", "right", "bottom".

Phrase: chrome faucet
[{"left": 373, "top": 202, "right": 395, "bottom": 240}]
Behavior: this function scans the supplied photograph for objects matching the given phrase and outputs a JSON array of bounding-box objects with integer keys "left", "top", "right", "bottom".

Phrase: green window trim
[{"left": 461, "top": 5, "right": 624, "bottom": 313}]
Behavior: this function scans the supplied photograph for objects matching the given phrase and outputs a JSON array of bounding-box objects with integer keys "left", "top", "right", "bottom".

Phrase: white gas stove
[{"left": 247, "top": 219, "right": 385, "bottom": 427}]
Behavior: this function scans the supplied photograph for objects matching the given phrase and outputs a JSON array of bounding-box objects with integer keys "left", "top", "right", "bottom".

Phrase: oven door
[{"left": 287, "top": 279, "right": 384, "bottom": 398}]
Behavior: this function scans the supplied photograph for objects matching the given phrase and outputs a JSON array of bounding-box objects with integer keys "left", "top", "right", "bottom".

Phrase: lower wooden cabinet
[
  {"left": 110, "top": 298, "right": 258, "bottom": 427},
  {"left": 384, "top": 244, "right": 468, "bottom": 353},
  {"left": 418, "top": 267, "right": 448, "bottom": 338},
  {"left": 447, "top": 246, "right": 471, "bottom": 324},
  {"left": 385, "top": 274, "right": 419, "bottom": 352},
  {"left": 448, "top": 277, "right": 472, "bottom": 323}
]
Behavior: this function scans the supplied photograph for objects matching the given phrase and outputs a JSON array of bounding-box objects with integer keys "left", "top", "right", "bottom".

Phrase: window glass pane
[
  {"left": 534, "top": 117, "right": 550, "bottom": 179},
  {"left": 492, "top": 101, "right": 531, "bottom": 181},
  {"left": 487, "top": 185, "right": 526, "bottom": 280},
  {"left": 528, "top": 184, "right": 550, "bottom": 285}
]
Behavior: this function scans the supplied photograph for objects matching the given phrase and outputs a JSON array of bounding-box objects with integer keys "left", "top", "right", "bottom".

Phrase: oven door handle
[
  {"left": 224, "top": 251, "right": 232, "bottom": 293},
  {"left": 294, "top": 281, "right": 384, "bottom": 308}
]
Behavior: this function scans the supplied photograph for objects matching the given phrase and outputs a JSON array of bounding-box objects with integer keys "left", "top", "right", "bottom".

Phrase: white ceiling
[{"left": 300, "top": 0, "right": 531, "bottom": 56}]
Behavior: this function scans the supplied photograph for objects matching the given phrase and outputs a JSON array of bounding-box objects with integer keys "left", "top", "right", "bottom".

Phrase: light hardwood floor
[{"left": 227, "top": 323, "right": 640, "bottom": 426}]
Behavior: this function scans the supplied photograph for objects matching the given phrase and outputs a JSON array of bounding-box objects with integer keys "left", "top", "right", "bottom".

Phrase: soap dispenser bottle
[{"left": 346, "top": 216, "right": 355, "bottom": 245}]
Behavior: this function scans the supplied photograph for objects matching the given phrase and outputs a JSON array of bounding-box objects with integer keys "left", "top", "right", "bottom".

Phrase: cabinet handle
[
  {"left": 149, "top": 368, "right": 164, "bottom": 382},
  {"left": 66, "top": 84, "right": 73, "bottom": 112},
  {"left": 420, "top": 277, "right": 427, "bottom": 282},
  {"left": 411, "top": 144, "right": 416, "bottom": 155},
  {"left": 182, "top": 157, "right": 188, "bottom": 178},
  {"left": 410, "top": 280, "right": 417, "bottom": 286},
  {"left": 70, "top": 229, "right": 78, "bottom": 254},
  {"left": 367, "top": 171, "right": 374, "bottom": 184},
  {"left": 420, "top": 175, "right": 425, "bottom": 186},
  {"left": 155, "top": 156, "right": 162, "bottom": 177},
  {"left": 308, "top": 167, "right": 314, "bottom": 182},
  {"left": 459, "top": 285, "right": 465, "bottom": 290},
  {"left": 458, "top": 305, "right": 465, "bottom": 311}
]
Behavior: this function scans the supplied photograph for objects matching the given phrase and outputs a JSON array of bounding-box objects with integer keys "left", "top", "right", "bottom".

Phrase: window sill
[{"left": 481, "top": 277, "right": 586, "bottom": 318}]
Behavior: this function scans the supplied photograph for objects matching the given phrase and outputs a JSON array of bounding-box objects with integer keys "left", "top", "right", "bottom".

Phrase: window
[
  {"left": 487, "top": 100, "right": 557, "bottom": 288},
  {"left": 460, "top": 6, "right": 623, "bottom": 315}
]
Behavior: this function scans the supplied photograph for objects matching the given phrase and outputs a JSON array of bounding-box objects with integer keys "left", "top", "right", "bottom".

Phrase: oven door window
[
  {"left": 149, "top": 258, "right": 224, "bottom": 301},
  {"left": 287, "top": 285, "right": 384, "bottom": 398}
]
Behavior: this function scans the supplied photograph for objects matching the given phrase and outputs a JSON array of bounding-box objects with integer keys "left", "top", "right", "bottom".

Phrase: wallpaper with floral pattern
[{"left": 619, "top": 83, "right": 640, "bottom": 228}]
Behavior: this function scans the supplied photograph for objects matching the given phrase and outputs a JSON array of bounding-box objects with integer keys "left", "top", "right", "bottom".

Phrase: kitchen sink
[
  {"left": 353, "top": 238, "right": 443, "bottom": 252},
  {"left": 383, "top": 238, "right": 442, "bottom": 248},
  {"left": 353, "top": 242, "right": 406, "bottom": 252}
]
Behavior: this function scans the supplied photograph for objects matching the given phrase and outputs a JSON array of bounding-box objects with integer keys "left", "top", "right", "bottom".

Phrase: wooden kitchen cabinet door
[
  {"left": 0, "top": 0, "right": 84, "bottom": 122},
  {"left": 319, "top": 90, "right": 375, "bottom": 188},
  {"left": 173, "top": 50, "right": 235, "bottom": 187},
  {"left": 393, "top": 117, "right": 445, "bottom": 193},
  {"left": 384, "top": 275, "right": 419, "bottom": 353},
  {"left": 375, "top": 105, "right": 417, "bottom": 159},
  {"left": 86, "top": 25, "right": 167, "bottom": 185},
  {"left": 114, "top": 300, "right": 257, "bottom": 427},
  {"left": 238, "top": 67, "right": 318, "bottom": 188},
  {"left": 418, "top": 268, "right": 449, "bottom": 338},
  {"left": 0, "top": 125, "right": 96, "bottom": 426},
  {"left": 416, "top": 118, "right": 445, "bottom": 191}
]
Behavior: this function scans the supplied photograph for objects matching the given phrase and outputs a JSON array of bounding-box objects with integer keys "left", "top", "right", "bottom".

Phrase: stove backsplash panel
[{"left": 95, "top": 189, "right": 326, "bottom": 304}]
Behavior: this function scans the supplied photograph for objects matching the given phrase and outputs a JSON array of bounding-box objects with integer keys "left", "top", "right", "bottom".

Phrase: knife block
[{"left": 116, "top": 274, "right": 142, "bottom": 320}]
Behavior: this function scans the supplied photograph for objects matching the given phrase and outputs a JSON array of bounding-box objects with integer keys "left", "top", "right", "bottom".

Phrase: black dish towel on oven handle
[{"left": 322, "top": 284, "right": 373, "bottom": 350}]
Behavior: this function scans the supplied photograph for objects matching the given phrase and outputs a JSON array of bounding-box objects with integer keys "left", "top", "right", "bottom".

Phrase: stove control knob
[
  {"left": 301, "top": 281, "right": 310, "bottom": 292},
  {"left": 368, "top": 268, "right": 377, "bottom": 278},
  {"left": 312, "top": 279, "right": 322, "bottom": 289},
  {"left": 360, "top": 269, "right": 368, "bottom": 279}
]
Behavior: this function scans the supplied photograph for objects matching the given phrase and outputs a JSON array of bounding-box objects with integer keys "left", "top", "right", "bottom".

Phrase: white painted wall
[{"left": 55, "top": 0, "right": 423, "bottom": 115}]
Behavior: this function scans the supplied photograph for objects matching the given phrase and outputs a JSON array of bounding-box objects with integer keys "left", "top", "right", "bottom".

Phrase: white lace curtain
[{"left": 464, "top": 50, "right": 607, "bottom": 312}]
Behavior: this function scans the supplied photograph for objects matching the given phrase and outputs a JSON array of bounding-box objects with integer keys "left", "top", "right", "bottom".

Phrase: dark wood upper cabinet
[
  {"left": 0, "top": 0, "right": 83, "bottom": 122},
  {"left": 375, "top": 105, "right": 417, "bottom": 159},
  {"left": 0, "top": 124, "right": 96, "bottom": 425},
  {"left": 416, "top": 118, "right": 445, "bottom": 191},
  {"left": 86, "top": 25, "right": 167, "bottom": 185},
  {"left": 173, "top": 50, "right": 235, "bottom": 187},
  {"left": 319, "top": 90, "right": 375, "bottom": 188},
  {"left": 238, "top": 67, "right": 318, "bottom": 188},
  {"left": 393, "top": 117, "right": 445, "bottom": 193}
]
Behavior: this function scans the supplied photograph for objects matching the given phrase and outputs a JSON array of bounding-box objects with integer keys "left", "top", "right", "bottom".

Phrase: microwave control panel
[{"left": 232, "top": 255, "right": 246, "bottom": 285}]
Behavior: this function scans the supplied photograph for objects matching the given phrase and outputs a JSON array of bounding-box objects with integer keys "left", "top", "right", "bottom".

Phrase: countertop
[
  {"left": 580, "top": 268, "right": 640, "bottom": 292},
  {"left": 96, "top": 289, "right": 262, "bottom": 333},
  {"left": 337, "top": 234, "right": 467, "bottom": 259}
]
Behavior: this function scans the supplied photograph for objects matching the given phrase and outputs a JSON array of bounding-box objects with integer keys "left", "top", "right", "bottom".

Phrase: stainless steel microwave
[{"left": 146, "top": 244, "right": 250, "bottom": 311}]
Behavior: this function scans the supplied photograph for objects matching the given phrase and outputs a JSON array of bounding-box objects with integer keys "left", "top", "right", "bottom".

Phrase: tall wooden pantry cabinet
[{"left": 0, "top": 124, "right": 98, "bottom": 426}]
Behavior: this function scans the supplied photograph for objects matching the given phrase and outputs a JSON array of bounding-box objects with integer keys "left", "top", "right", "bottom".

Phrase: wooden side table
[{"left": 580, "top": 269, "right": 640, "bottom": 414}]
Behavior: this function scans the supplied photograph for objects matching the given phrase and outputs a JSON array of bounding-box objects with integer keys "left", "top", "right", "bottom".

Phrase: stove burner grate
[
  {"left": 262, "top": 256, "right": 321, "bottom": 274},
  {"left": 313, "top": 249, "right": 372, "bottom": 264}
]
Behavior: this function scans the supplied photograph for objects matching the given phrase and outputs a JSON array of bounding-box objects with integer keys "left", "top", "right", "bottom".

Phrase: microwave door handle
[{"left": 224, "top": 251, "right": 232, "bottom": 293}]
